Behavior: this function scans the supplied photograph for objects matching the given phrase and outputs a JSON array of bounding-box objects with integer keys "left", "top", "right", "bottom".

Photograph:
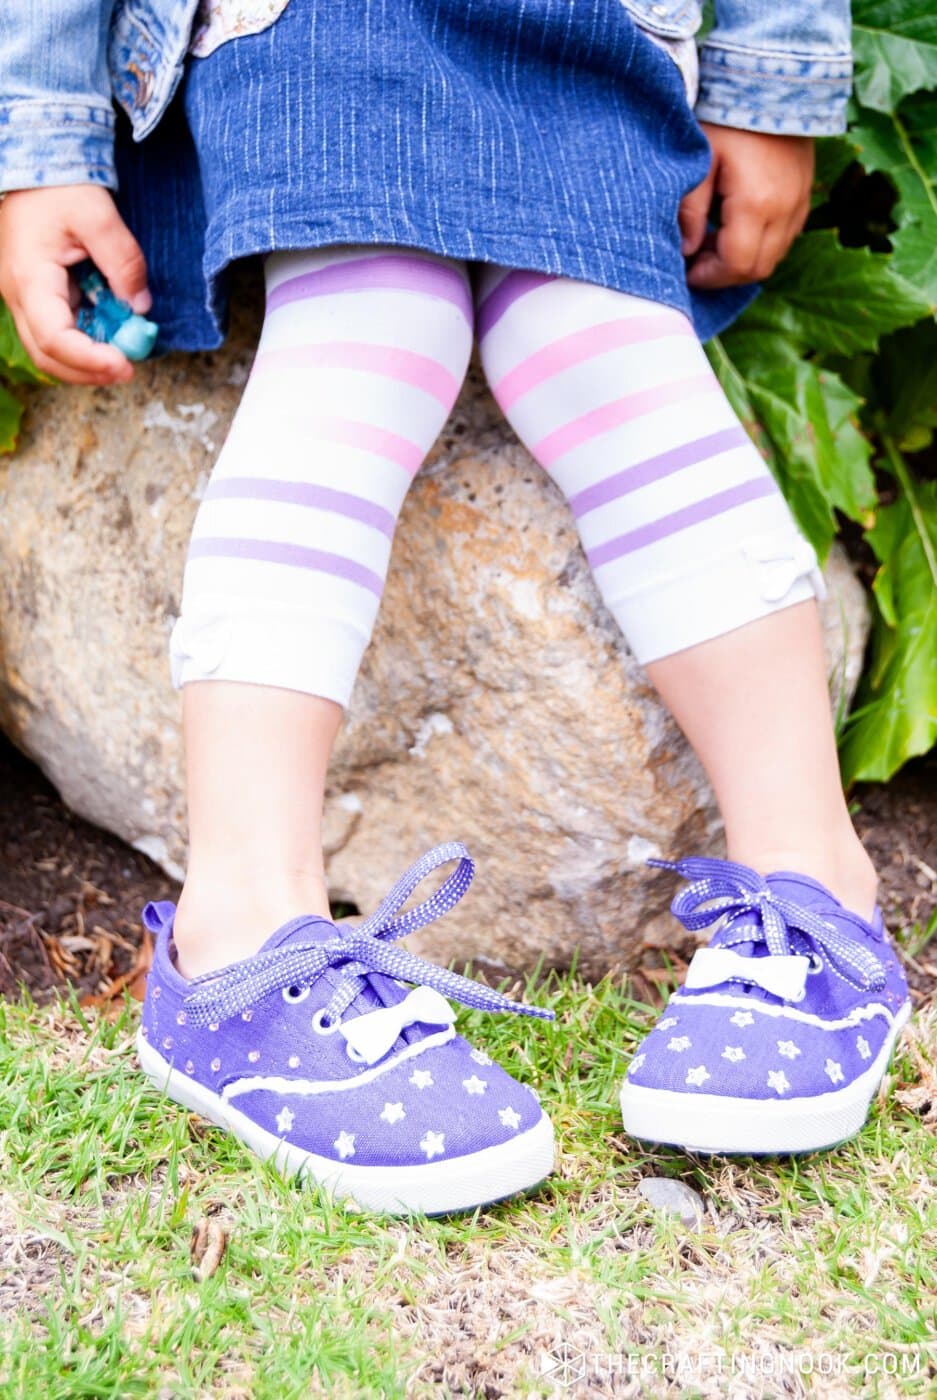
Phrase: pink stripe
[
  {"left": 533, "top": 374, "right": 718, "bottom": 468},
  {"left": 492, "top": 315, "right": 693, "bottom": 411},
  {"left": 588, "top": 478, "right": 778, "bottom": 569},
  {"left": 252, "top": 342, "right": 460, "bottom": 409},
  {"left": 188, "top": 537, "right": 385, "bottom": 597},
  {"left": 266, "top": 254, "right": 473, "bottom": 325},
  {"left": 476, "top": 269, "right": 558, "bottom": 340},
  {"left": 283, "top": 416, "right": 426, "bottom": 475}
]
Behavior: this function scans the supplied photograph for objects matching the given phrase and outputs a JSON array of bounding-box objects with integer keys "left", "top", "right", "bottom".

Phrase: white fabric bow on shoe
[
  {"left": 684, "top": 946, "right": 810, "bottom": 1001},
  {"left": 339, "top": 984, "right": 455, "bottom": 1064}
]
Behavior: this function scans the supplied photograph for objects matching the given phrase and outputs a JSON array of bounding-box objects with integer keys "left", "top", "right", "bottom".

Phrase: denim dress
[{"left": 114, "top": 0, "right": 758, "bottom": 352}]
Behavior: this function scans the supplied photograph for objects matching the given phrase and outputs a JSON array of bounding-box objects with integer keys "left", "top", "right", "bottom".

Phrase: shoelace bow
[
  {"left": 184, "top": 841, "right": 555, "bottom": 1029},
  {"left": 650, "top": 857, "right": 886, "bottom": 993}
]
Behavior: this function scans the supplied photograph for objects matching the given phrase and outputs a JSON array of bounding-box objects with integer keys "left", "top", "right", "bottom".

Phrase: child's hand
[
  {"left": 0, "top": 186, "right": 151, "bottom": 385},
  {"left": 680, "top": 126, "right": 814, "bottom": 290}
]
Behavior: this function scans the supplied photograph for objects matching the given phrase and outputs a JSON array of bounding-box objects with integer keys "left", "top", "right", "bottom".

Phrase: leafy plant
[
  {"left": 710, "top": 0, "right": 937, "bottom": 783},
  {"left": 0, "top": 301, "right": 48, "bottom": 451}
]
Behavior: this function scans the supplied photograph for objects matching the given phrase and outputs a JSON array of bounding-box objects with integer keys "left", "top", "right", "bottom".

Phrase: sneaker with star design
[
  {"left": 137, "top": 843, "right": 554, "bottom": 1214},
  {"left": 619, "top": 857, "right": 911, "bottom": 1154}
]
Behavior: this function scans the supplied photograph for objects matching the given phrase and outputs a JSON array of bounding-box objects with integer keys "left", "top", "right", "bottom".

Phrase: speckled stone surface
[{"left": 0, "top": 290, "right": 870, "bottom": 978}]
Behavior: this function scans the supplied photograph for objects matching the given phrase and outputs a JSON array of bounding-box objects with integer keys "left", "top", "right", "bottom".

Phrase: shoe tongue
[
  {"left": 714, "top": 871, "right": 877, "bottom": 956},
  {"left": 258, "top": 912, "right": 338, "bottom": 953},
  {"left": 765, "top": 870, "right": 842, "bottom": 910},
  {"left": 710, "top": 873, "right": 821, "bottom": 957},
  {"left": 258, "top": 913, "right": 402, "bottom": 1014}
]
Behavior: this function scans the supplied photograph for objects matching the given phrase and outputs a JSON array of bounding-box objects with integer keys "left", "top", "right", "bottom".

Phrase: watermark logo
[
  {"left": 540, "top": 1343, "right": 587, "bottom": 1389},
  {"left": 536, "top": 1346, "right": 927, "bottom": 1391}
]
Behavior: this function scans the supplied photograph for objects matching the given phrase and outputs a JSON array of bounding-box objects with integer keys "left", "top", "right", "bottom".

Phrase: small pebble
[{"left": 637, "top": 1176, "right": 705, "bottom": 1230}]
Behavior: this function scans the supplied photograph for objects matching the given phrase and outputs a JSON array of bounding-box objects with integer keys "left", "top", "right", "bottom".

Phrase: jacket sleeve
[
  {"left": 0, "top": 1, "right": 118, "bottom": 192},
  {"left": 695, "top": 0, "right": 854, "bottom": 137}
]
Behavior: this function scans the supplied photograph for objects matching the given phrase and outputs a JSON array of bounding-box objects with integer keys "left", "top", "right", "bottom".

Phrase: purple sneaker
[
  {"left": 136, "top": 843, "right": 555, "bottom": 1214},
  {"left": 620, "top": 858, "right": 911, "bottom": 1154}
]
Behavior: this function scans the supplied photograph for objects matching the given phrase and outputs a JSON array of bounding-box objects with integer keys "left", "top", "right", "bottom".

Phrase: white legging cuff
[
  {"left": 608, "top": 529, "right": 826, "bottom": 664},
  {"left": 170, "top": 604, "right": 367, "bottom": 707}
]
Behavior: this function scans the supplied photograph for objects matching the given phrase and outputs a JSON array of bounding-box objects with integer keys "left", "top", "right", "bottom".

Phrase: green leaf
[
  {"left": 710, "top": 331, "right": 876, "bottom": 555},
  {"left": 848, "top": 92, "right": 937, "bottom": 302},
  {"left": 0, "top": 380, "right": 23, "bottom": 454},
  {"left": 738, "top": 231, "right": 930, "bottom": 357},
  {"left": 0, "top": 300, "right": 49, "bottom": 386},
  {"left": 872, "top": 320, "right": 937, "bottom": 451},
  {"left": 812, "top": 138, "right": 861, "bottom": 206},
  {"left": 812, "top": 371, "right": 880, "bottom": 521},
  {"left": 852, "top": 1, "right": 937, "bottom": 114},
  {"left": 839, "top": 475, "right": 937, "bottom": 782}
]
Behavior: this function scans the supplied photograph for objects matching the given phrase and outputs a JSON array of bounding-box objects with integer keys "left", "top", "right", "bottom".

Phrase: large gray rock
[{"left": 0, "top": 298, "right": 870, "bottom": 977}]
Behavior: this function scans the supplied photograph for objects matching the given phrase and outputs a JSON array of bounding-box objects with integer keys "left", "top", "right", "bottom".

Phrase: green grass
[{"left": 0, "top": 975, "right": 935, "bottom": 1399}]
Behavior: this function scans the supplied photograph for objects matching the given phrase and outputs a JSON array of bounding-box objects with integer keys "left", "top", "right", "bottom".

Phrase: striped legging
[{"left": 170, "top": 247, "right": 822, "bottom": 705}]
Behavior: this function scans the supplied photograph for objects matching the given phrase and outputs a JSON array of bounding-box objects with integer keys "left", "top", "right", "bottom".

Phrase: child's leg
[
  {"left": 476, "top": 270, "right": 876, "bottom": 916},
  {"left": 172, "top": 248, "right": 474, "bottom": 975}
]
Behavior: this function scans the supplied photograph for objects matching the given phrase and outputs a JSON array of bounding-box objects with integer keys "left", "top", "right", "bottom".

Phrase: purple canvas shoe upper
[
  {"left": 626, "top": 858, "right": 909, "bottom": 1101},
  {"left": 140, "top": 843, "right": 551, "bottom": 1168}
]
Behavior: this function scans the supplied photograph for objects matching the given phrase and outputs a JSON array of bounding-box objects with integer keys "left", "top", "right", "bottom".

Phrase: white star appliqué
[
  {"left": 498, "top": 1106, "right": 522, "bottom": 1130},
  {"left": 667, "top": 1035, "right": 692, "bottom": 1052},
  {"left": 628, "top": 1054, "right": 646, "bottom": 1075},
  {"left": 767, "top": 1069, "right": 790, "bottom": 1095},
  {"left": 462, "top": 1075, "right": 487, "bottom": 1095},
  {"left": 824, "top": 1058, "right": 845, "bottom": 1084},
  {"left": 721, "top": 1046, "right": 745, "bottom": 1063},
  {"left": 777, "top": 1040, "right": 801, "bottom": 1060},
  {"left": 420, "top": 1130, "right": 445, "bottom": 1159},
  {"left": 856, "top": 1036, "right": 872, "bottom": 1060},
  {"left": 275, "top": 1106, "right": 295, "bottom": 1134},
  {"left": 685, "top": 1065, "right": 710, "bottom": 1087},
  {"left": 333, "top": 1130, "right": 356, "bottom": 1160},
  {"left": 470, "top": 1049, "right": 492, "bottom": 1066},
  {"left": 730, "top": 1011, "right": 755, "bottom": 1028},
  {"left": 380, "top": 1101, "right": 405, "bottom": 1125},
  {"left": 658, "top": 1017, "right": 679, "bottom": 1031},
  {"left": 410, "top": 1068, "right": 434, "bottom": 1089}
]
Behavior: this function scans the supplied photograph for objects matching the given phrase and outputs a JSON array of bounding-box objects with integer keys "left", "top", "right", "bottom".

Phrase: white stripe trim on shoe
[
  {"left": 221, "top": 1028, "right": 455, "bottom": 1100},
  {"left": 667, "top": 991, "right": 897, "bottom": 1032}
]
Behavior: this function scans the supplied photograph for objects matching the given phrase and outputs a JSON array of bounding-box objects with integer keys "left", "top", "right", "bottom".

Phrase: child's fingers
[
  {"left": 16, "top": 314, "right": 130, "bottom": 386},
  {"left": 16, "top": 265, "right": 134, "bottom": 384},
  {"left": 72, "top": 202, "right": 151, "bottom": 313},
  {"left": 678, "top": 168, "right": 715, "bottom": 257},
  {"left": 687, "top": 198, "right": 768, "bottom": 289}
]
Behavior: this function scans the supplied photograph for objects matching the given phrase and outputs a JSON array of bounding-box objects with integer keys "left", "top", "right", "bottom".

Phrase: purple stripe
[
  {"left": 587, "top": 478, "right": 778, "bottom": 570},
  {"left": 204, "top": 477, "right": 397, "bottom": 538},
  {"left": 266, "top": 255, "right": 473, "bottom": 325},
  {"left": 187, "top": 537, "right": 385, "bottom": 597},
  {"left": 568, "top": 427, "right": 751, "bottom": 519},
  {"left": 476, "top": 269, "right": 558, "bottom": 341}
]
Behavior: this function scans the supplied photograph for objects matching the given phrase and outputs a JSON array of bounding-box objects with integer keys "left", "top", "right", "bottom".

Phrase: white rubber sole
[
  {"left": 619, "top": 1002, "right": 911, "bottom": 1155},
  {"left": 137, "top": 1034, "right": 555, "bottom": 1215}
]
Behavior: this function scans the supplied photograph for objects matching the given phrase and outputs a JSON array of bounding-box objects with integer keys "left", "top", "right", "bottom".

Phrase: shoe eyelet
[
  {"left": 282, "top": 985, "right": 310, "bottom": 1004},
  {"left": 311, "top": 1008, "right": 342, "bottom": 1035},
  {"left": 807, "top": 953, "right": 824, "bottom": 976},
  {"left": 790, "top": 987, "right": 808, "bottom": 1003},
  {"left": 345, "top": 1044, "right": 367, "bottom": 1064}
]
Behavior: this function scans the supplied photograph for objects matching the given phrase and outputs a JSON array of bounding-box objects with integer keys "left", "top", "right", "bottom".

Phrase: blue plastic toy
[{"left": 75, "top": 268, "right": 158, "bottom": 361}]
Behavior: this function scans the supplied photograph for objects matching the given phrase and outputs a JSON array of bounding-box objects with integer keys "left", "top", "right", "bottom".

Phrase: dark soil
[
  {"left": 0, "top": 737, "right": 179, "bottom": 1003},
  {"left": 0, "top": 734, "right": 934, "bottom": 1005}
]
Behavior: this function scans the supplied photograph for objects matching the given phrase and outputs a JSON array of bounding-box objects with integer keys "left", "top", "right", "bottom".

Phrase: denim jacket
[{"left": 0, "top": 0, "right": 853, "bottom": 193}]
